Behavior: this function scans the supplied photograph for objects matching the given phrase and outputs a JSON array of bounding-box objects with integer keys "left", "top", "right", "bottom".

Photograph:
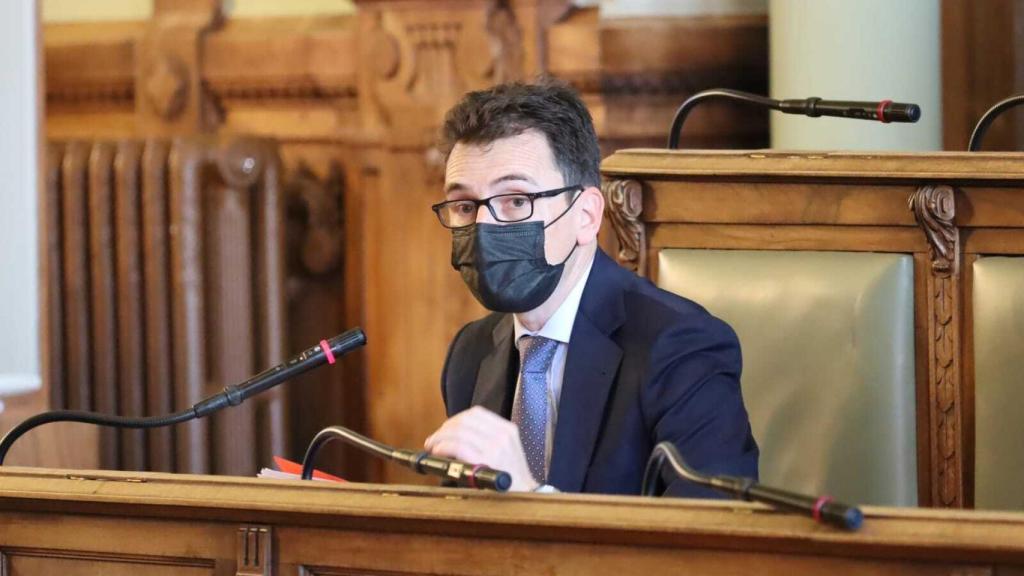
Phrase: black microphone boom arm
[
  {"left": 0, "top": 328, "right": 367, "bottom": 466},
  {"left": 667, "top": 88, "right": 921, "bottom": 149},
  {"left": 643, "top": 441, "right": 863, "bottom": 531},
  {"left": 301, "top": 425, "right": 512, "bottom": 492}
]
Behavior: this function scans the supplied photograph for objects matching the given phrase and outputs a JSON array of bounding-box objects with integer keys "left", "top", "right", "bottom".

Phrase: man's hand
[{"left": 424, "top": 406, "right": 539, "bottom": 492}]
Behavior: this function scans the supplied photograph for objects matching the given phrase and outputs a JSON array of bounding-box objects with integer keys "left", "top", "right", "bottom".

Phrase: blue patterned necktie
[{"left": 512, "top": 335, "right": 559, "bottom": 484}]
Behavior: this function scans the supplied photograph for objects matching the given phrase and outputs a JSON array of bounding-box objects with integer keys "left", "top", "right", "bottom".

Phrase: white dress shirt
[{"left": 511, "top": 254, "right": 595, "bottom": 477}]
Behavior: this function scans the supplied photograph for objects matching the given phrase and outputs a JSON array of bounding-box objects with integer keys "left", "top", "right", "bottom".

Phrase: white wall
[
  {"left": 769, "top": 0, "right": 942, "bottom": 150},
  {"left": 0, "top": 0, "right": 42, "bottom": 403}
]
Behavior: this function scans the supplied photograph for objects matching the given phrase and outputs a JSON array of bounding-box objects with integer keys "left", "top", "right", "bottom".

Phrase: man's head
[
  {"left": 436, "top": 80, "right": 605, "bottom": 323},
  {"left": 439, "top": 80, "right": 602, "bottom": 190}
]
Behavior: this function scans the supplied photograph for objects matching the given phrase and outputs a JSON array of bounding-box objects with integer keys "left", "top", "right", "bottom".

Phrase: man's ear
[{"left": 575, "top": 185, "right": 605, "bottom": 245}]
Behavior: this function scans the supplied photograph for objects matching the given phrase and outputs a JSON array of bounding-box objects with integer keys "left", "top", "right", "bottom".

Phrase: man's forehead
[{"left": 444, "top": 131, "right": 559, "bottom": 192}]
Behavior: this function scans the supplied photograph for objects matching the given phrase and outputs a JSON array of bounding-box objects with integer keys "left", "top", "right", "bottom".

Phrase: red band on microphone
[
  {"left": 319, "top": 340, "right": 336, "bottom": 365},
  {"left": 812, "top": 495, "right": 834, "bottom": 522},
  {"left": 877, "top": 99, "right": 893, "bottom": 123},
  {"left": 469, "top": 464, "right": 485, "bottom": 489}
]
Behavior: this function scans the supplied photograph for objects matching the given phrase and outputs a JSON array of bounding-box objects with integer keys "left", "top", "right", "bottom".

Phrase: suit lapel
[
  {"left": 471, "top": 314, "right": 516, "bottom": 417},
  {"left": 547, "top": 251, "right": 626, "bottom": 492}
]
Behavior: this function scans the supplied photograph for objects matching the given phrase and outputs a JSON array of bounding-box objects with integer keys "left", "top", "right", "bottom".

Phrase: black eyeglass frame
[{"left": 431, "top": 184, "right": 583, "bottom": 229}]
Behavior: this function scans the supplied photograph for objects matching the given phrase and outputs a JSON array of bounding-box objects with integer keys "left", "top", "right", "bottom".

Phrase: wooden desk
[{"left": 0, "top": 467, "right": 1022, "bottom": 575}]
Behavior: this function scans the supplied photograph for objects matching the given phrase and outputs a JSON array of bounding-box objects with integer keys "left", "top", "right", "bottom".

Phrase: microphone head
[
  {"left": 327, "top": 328, "right": 367, "bottom": 356},
  {"left": 884, "top": 102, "right": 921, "bottom": 123}
]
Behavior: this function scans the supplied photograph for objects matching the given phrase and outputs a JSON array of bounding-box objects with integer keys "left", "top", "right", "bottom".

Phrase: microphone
[
  {"left": 0, "top": 328, "right": 367, "bottom": 465},
  {"left": 301, "top": 425, "right": 512, "bottom": 492},
  {"left": 667, "top": 88, "right": 921, "bottom": 149},
  {"left": 643, "top": 441, "right": 863, "bottom": 531},
  {"left": 778, "top": 97, "right": 920, "bottom": 123}
]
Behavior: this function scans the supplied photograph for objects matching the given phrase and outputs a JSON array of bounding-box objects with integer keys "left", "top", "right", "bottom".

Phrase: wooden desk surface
[{"left": 1, "top": 467, "right": 1023, "bottom": 575}]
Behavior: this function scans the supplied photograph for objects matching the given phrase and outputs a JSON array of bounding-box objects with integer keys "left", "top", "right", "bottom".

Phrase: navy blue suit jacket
[{"left": 441, "top": 249, "right": 758, "bottom": 497}]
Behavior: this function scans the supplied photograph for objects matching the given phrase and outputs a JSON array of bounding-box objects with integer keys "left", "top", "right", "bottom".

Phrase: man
[{"left": 424, "top": 80, "right": 758, "bottom": 496}]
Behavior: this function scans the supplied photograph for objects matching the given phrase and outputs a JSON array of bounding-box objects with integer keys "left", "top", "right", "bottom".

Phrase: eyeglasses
[{"left": 431, "top": 185, "right": 582, "bottom": 229}]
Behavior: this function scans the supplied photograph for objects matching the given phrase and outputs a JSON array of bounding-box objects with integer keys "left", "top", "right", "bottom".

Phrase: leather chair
[{"left": 657, "top": 249, "right": 918, "bottom": 506}]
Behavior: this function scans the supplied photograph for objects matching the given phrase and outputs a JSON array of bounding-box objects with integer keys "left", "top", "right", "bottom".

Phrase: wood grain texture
[{"left": 0, "top": 468, "right": 1023, "bottom": 575}]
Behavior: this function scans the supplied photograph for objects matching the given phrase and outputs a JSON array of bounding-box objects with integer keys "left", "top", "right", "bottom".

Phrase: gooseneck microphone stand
[
  {"left": 302, "top": 425, "right": 512, "bottom": 492},
  {"left": 643, "top": 441, "right": 863, "bottom": 531},
  {"left": 0, "top": 328, "right": 367, "bottom": 466},
  {"left": 667, "top": 88, "right": 921, "bottom": 149},
  {"left": 968, "top": 94, "right": 1024, "bottom": 151}
]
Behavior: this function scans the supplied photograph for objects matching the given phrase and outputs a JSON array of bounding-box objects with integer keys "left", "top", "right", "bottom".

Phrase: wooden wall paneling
[
  {"left": 141, "top": 140, "right": 176, "bottom": 472},
  {"left": 114, "top": 141, "right": 148, "bottom": 471},
  {"left": 941, "top": 0, "right": 1024, "bottom": 151},
  {"left": 59, "top": 142, "right": 93, "bottom": 413}
]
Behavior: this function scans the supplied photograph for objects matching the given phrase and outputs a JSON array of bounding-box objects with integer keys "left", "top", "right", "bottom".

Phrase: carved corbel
[
  {"left": 909, "top": 183, "right": 963, "bottom": 508},
  {"left": 136, "top": 0, "right": 223, "bottom": 134},
  {"left": 286, "top": 163, "right": 346, "bottom": 277},
  {"left": 602, "top": 179, "right": 646, "bottom": 275}
]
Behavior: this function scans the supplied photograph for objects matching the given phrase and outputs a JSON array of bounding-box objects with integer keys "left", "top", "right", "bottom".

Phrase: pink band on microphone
[
  {"left": 468, "top": 464, "right": 485, "bottom": 489},
  {"left": 812, "top": 495, "right": 833, "bottom": 522},
  {"left": 877, "top": 99, "right": 892, "bottom": 123},
  {"left": 319, "top": 340, "right": 336, "bottom": 365}
]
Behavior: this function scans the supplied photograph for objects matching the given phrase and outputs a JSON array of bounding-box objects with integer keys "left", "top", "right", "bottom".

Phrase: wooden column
[{"left": 909, "top": 184, "right": 965, "bottom": 508}]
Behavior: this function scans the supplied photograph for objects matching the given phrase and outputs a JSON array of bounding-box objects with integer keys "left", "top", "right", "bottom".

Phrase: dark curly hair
[{"left": 439, "top": 79, "right": 601, "bottom": 188}]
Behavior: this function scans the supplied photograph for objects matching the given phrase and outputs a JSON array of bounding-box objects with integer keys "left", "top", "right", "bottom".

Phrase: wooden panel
[
  {"left": 643, "top": 182, "right": 920, "bottom": 226},
  {"left": 0, "top": 469, "right": 1022, "bottom": 575},
  {"left": 3, "top": 554, "right": 215, "bottom": 576},
  {"left": 942, "top": 0, "right": 1024, "bottom": 151},
  {"left": 649, "top": 223, "right": 927, "bottom": 253}
]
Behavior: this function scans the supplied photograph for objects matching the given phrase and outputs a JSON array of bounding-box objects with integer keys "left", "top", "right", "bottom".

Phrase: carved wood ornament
[
  {"left": 136, "top": 0, "right": 223, "bottom": 134},
  {"left": 286, "top": 163, "right": 346, "bottom": 277},
  {"left": 909, "top": 184, "right": 963, "bottom": 508},
  {"left": 602, "top": 179, "right": 646, "bottom": 275}
]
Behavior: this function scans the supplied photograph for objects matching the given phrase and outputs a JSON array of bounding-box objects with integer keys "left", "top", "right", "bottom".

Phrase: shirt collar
[{"left": 513, "top": 253, "right": 594, "bottom": 344}]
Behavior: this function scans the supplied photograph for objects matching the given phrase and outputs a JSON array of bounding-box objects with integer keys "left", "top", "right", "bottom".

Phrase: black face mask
[{"left": 451, "top": 220, "right": 578, "bottom": 314}]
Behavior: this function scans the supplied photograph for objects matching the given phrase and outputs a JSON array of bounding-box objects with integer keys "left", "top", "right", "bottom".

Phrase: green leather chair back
[
  {"left": 657, "top": 249, "right": 917, "bottom": 506},
  {"left": 973, "top": 257, "right": 1024, "bottom": 510}
]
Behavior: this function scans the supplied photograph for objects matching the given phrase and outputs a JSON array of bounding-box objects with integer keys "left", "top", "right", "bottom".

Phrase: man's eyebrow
[
  {"left": 490, "top": 173, "right": 537, "bottom": 187},
  {"left": 444, "top": 181, "right": 468, "bottom": 195}
]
